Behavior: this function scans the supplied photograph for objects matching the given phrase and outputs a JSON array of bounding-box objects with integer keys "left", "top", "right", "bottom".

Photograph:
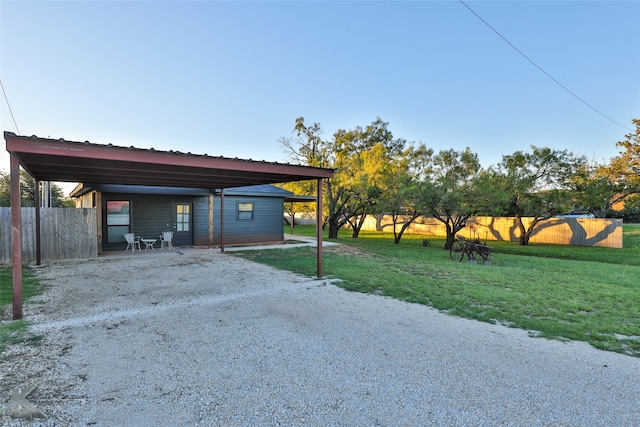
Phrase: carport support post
[
  {"left": 10, "top": 152, "right": 23, "bottom": 320},
  {"left": 208, "top": 190, "right": 214, "bottom": 248},
  {"left": 34, "top": 179, "right": 42, "bottom": 265},
  {"left": 316, "top": 178, "right": 323, "bottom": 278},
  {"left": 220, "top": 188, "right": 225, "bottom": 253},
  {"left": 290, "top": 201, "right": 294, "bottom": 235},
  {"left": 96, "top": 191, "right": 103, "bottom": 256}
]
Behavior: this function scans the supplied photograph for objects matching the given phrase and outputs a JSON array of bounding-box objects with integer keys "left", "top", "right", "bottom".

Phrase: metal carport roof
[
  {"left": 5, "top": 131, "right": 334, "bottom": 320},
  {"left": 4, "top": 132, "right": 334, "bottom": 188}
]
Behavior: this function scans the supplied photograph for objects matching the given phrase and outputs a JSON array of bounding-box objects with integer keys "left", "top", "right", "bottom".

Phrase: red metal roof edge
[{"left": 3, "top": 131, "right": 335, "bottom": 175}]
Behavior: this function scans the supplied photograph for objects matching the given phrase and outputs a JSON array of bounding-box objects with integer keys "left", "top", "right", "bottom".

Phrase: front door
[{"left": 172, "top": 202, "right": 193, "bottom": 246}]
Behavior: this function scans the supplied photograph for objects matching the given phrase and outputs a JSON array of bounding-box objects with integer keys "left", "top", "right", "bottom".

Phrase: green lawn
[
  {"left": 234, "top": 224, "right": 640, "bottom": 357},
  {"left": 0, "top": 266, "right": 44, "bottom": 357}
]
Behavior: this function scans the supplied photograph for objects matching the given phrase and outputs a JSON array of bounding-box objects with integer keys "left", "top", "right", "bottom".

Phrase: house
[{"left": 71, "top": 183, "right": 295, "bottom": 251}]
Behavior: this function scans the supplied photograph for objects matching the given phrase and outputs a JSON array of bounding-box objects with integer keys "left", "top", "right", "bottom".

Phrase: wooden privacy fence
[
  {"left": 0, "top": 207, "right": 98, "bottom": 264},
  {"left": 360, "top": 215, "right": 623, "bottom": 248}
]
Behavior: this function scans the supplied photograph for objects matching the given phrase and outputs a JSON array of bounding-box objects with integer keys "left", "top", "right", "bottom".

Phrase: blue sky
[{"left": 1, "top": 1, "right": 639, "bottom": 193}]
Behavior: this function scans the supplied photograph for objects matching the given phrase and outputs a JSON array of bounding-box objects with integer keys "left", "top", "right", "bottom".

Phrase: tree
[
  {"left": 280, "top": 117, "right": 333, "bottom": 230},
  {"left": 343, "top": 182, "right": 381, "bottom": 238},
  {"left": 375, "top": 143, "right": 433, "bottom": 244},
  {"left": 569, "top": 120, "right": 640, "bottom": 217},
  {"left": 597, "top": 119, "right": 640, "bottom": 213},
  {"left": 613, "top": 118, "right": 640, "bottom": 178},
  {"left": 280, "top": 118, "right": 330, "bottom": 169},
  {"left": 278, "top": 180, "right": 317, "bottom": 230},
  {"left": 383, "top": 175, "right": 422, "bottom": 244},
  {"left": 1, "top": 169, "right": 34, "bottom": 206},
  {"left": 0, "top": 170, "right": 73, "bottom": 207},
  {"left": 342, "top": 138, "right": 404, "bottom": 238},
  {"left": 495, "top": 146, "right": 577, "bottom": 245},
  {"left": 568, "top": 160, "right": 621, "bottom": 218},
  {"left": 419, "top": 148, "right": 488, "bottom": 250},
  {"left": 280, "top": 117, "right": 405, "bottom": 239}
]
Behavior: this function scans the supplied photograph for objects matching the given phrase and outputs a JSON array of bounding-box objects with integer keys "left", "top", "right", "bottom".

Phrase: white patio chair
[
  {"left": 123, "top": 233, "right": 141, "bottom": 253},
  {"left": 159, "top": 231, "right": 174, "bottom": 250}
]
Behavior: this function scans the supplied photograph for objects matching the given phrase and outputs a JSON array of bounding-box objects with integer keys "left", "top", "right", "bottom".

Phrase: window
[
  {"left": 176, "top": 204, "right": 190, "bottom": 231},
  {"left": 106, "top": 200, "right": 130, "bottom": 243},
  {"left": 237, "top": 202, "right": 254, "bottom": 220}
]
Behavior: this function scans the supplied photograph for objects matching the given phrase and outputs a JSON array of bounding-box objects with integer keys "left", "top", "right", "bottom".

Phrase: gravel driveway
[{"left": 1, "top": 248, "right": 639, "bottom": 426}]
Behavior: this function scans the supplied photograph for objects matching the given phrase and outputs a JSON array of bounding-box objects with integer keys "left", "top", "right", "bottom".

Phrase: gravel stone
[{"left": 1, "top": 249, "right": 639, "bottom": 426}]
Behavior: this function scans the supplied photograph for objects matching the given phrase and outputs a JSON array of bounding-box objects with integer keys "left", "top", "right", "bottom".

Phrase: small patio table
[{"left": 141, "top": 238, "right": 157, "bottom": 251}]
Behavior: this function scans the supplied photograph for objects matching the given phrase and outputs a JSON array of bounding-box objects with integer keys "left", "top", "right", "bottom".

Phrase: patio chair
[
  {"left": 159, "top": 231, "right": 174, "bottom": 250},
  {"left": 123, "top": 233, "right": 141, "bottom": 253}
]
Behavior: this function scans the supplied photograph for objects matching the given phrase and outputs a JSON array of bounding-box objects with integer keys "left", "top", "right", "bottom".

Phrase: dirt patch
[{"left": 325, "top": 243, "right": 374, "bottom": 259}]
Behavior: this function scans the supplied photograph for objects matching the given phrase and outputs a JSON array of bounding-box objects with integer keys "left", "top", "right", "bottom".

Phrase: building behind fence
[{"left": 1, "top": 207, "right": 98, "bottom": 264}]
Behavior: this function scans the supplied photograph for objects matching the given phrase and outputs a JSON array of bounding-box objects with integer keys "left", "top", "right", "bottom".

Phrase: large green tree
[
  {"left": 419, "top": 148, "right": 489, "bottom": 250},
  {"left": 280, "top": 117, "right": 405, "bottom": 239},
  {"left": 600, "top": 119, "right": 640, "bottom": 209},
  {"left": 569, "top": 119, "right": 640, "bottom": 217},
  {"left": 376, "top": 143, "right": 433, "bottom": 244},
  {"left": 568, "top": 160, "right": 620, "bottom": 218},
  {"left": 495, "top": 146, "right": 578, "bottom": 245}
]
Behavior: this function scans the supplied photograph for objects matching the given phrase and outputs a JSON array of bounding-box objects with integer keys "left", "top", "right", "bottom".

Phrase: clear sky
[{"left": 1, "top": 1, "right": 639, "bottom": 194}]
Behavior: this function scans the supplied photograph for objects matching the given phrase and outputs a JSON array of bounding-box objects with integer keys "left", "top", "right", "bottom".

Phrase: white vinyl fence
[{"left": 0, "top": 207, "right": 98, "bottom": 264}]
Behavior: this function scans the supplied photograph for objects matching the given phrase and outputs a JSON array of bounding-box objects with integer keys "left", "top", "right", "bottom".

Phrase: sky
[{"left": 1, "top": 1, "right": 639, "bottom": 195}]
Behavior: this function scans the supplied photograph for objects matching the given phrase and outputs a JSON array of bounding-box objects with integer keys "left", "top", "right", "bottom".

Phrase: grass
[
  {"left": 0, "top": 266, "right": 44, "bottom": 357},
  {"left": 235, "top": 224, "right": 640, "bottom": 357}
]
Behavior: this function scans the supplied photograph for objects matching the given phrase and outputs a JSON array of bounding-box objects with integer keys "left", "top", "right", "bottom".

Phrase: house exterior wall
[
  {"left": 74, "top": 192, "right": 95, "bottom": 209},
  {"left": 220, "top": 194, "right": 285, "bottom": 245},
  {"left": 193, "top": 194, "right": 285, "bottom": 245},
  {"left": 78, "top": 190, "right": 285, "bottom": 251}
]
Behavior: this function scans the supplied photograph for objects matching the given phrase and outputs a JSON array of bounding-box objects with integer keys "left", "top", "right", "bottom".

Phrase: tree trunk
[
  {"left": 443, "top": 223, "right": 455, "bottom": 250},
  {"left": 515, "top": 215, "right": 529, "bottom": 245},
  {"left": 393, "top": 213, "right": 421, "bottom": 244},
  {"left": 350, "top": 213, "right": 367, "bottom": 238},
  {"left": 444, "top": 233, "right": 456, "bottom": 250},
  {"left": 328, "top": 219, "right": 340, "bottom": 239}
]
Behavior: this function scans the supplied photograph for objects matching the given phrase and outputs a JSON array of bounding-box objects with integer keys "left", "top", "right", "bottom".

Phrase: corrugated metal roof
[{"left": 5, "top": 132, "right": 334, "bottom": 189}]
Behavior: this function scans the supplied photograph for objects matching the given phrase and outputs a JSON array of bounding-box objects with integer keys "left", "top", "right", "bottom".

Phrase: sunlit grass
[{"left": 236, "top": 224, "right": 640, "bottom": 357}]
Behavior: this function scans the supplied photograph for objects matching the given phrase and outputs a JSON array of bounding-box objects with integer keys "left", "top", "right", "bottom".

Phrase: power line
[
  {"left": 458, "top": 0, "right": 632, "bottom": 132},
  {"left": 0, "top": 79, "right": 21, "bottom": 134}
]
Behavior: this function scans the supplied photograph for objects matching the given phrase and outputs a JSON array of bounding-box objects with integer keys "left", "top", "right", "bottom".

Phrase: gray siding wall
[
  {"left": 193, "top": 197, "right": 210, "bottom": 246},
  {"left": 193, "top": 195, "right": 285, "bottom": 245},
  {"left": 101, "top": 192, "right": 284, "bottom": 250},
  {"left": 221, "top": 195, "right": 285, "bottom": 245},
  {"left": 102, "top": 193, "right": 195, "bottom": 251}
]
